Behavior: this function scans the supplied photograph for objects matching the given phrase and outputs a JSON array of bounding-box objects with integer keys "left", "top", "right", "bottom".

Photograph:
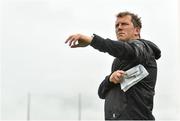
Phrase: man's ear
[{"left": 135, "top": 27, "right": 141, "bottom": 37}]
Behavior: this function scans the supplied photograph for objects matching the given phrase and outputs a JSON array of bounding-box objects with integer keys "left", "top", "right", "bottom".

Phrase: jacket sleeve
[
  {"left": 90, "top": 34, "right": 145, "bottom": 61},
  {"left": 98, "top": 75, "right": 117, "bottom": 99}
]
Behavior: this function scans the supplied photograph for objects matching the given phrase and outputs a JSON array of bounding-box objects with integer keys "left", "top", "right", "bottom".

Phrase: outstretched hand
[{"left": 65, "top": 34, "right": 93, "bottom": 48}]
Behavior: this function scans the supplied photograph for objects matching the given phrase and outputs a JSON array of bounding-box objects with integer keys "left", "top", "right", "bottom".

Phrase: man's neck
[{"left": 120, "top": 37, "right": 140, "bottom": 42}]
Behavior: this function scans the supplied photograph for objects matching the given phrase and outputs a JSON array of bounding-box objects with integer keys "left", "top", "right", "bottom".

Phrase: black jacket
[{"left": 90, "top": 34, "right": 161, "bottom": 120}]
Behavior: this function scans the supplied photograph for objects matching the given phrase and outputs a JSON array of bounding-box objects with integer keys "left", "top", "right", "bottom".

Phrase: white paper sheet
[{"left": 120, "top": 64, "right": 149, "bottom": 92}]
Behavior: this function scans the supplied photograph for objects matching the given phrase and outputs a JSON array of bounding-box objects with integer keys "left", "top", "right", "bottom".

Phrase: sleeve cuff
[
  {"left": 104, "top": 75, "right": 116, "bottom": 87},
  {"left": 90, "top": 34, "right": 104, "bottom": 49}
]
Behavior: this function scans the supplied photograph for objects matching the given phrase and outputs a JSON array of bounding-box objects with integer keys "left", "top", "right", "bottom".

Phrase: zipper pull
[{"left": 113, "top": 113, "right": 116, "bottom": 118}]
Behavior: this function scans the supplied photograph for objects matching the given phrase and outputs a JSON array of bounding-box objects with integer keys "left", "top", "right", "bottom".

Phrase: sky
[{"left": 1, "top": 0, "right": 180, "bottom": 120}]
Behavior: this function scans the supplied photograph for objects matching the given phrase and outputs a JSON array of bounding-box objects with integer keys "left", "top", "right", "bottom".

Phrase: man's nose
[{"left": 117, "top": 24, "right": 123, "bottom": 30}]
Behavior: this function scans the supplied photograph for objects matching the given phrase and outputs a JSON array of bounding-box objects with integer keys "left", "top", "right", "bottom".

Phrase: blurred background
[{"left": 1, "top": 0, "right": 180, "bottom": 120}]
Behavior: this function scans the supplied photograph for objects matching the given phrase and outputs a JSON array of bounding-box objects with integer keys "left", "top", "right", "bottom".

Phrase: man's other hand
[{"left": 109, "top": 70, "right": 125, "bottom": 84}]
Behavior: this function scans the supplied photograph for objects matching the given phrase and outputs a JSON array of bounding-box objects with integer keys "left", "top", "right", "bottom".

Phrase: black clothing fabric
[{"left": 90, "top": 34, "right": 161, "bottom": 120}]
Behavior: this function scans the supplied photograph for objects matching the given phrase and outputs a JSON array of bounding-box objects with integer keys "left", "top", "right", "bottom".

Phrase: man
[{"left": 65, "top": 11, "right": 161, "bottom": 120}]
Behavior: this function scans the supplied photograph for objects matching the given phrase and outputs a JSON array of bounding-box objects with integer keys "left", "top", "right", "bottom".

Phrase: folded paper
[{"left": 120, "top": 64, "right": 149, "bottom": 92}]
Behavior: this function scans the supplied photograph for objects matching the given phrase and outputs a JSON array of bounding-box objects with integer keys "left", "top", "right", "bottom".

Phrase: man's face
[{"left": 115, "top": 15, "right": 140, "bottom": 41}]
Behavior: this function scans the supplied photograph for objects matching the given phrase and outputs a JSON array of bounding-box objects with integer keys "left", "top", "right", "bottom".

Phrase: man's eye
[
  {"left": 122, "top": 23, "right": 128, "bottom": 25},
  {"left": 115, "top": 24, "right": 119, "bottom": 28}
]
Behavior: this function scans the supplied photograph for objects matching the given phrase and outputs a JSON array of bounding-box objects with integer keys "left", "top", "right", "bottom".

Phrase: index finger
[
  {"left": 117, "top": 70, "right": 125, "bottom": 74},
  {"left": 65, "top": 35, "right": 73, "bottom": 43}
]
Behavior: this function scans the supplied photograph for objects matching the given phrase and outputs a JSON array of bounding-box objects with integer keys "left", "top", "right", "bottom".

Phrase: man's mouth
[
  {"left": 118, "top": 33, "right": 125, "bottom": 36},
  {"left": 117, "top": 31, "right": 125, "bottom": 35}
]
